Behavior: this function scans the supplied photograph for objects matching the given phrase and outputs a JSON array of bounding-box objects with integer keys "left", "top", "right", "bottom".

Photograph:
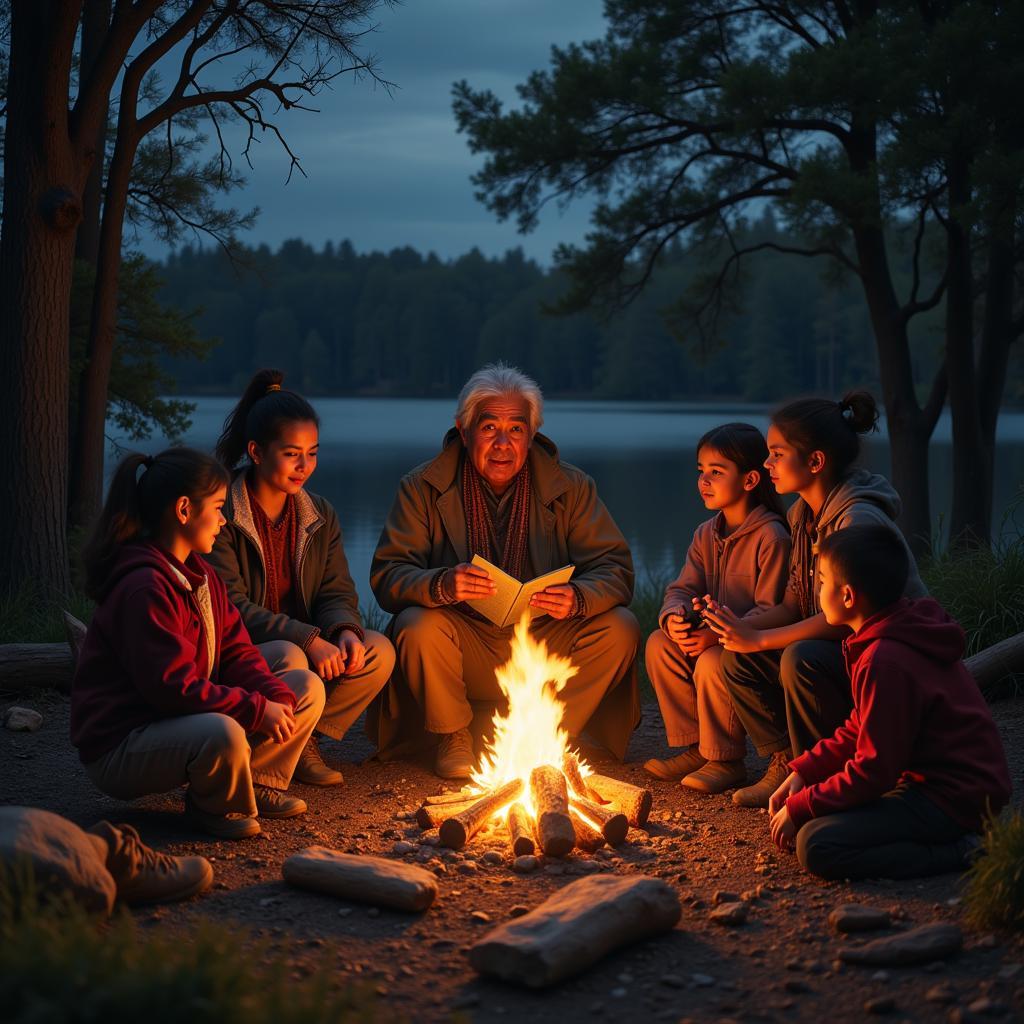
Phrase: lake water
[{"left": 124, "top": 398, "right": 1024, "bottom": 611}]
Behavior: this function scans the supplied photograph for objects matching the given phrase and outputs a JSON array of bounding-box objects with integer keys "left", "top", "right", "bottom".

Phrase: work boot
[
  {"left": 643, "top": 748, "right": 707, "bottom": 781},
  {"left": 435, "top": 727, "right": 475, "bottom": 779},
  {"left": 254, "top": 786, "right": 307, "bottom": 819},
  {"left": 682, "top": 759, "right": 747, "bottom": 794},
  {"left": 732, "top": 750, "right": 793, "bottom": 808},
  {"left": 89, "top": 821, "right": 214, "bottom": 905},
  {"left": 294, "top": 735, "right": 344, "bottom": 786},
  {"left": 184, "top": 793, "right": 261, "bottom": 840}
]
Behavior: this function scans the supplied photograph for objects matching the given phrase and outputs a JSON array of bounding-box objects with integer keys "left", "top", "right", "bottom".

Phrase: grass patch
[
  {"left": 963, "top": 808, "right": 1024, "bottom": 932},
  {"left": 0, "top": 868, "right": 399, "bottom": 1024},
  {"left": 0, "top": 581, "right": 94, "bottom": 644},
  {"left": 631, "top": 571, "right": 672, "bottom": 698}
]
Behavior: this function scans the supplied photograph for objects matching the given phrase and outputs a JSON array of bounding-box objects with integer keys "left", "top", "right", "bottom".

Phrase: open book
[{"left": 468, "top": 554, "right": 575, "bottom": 628}]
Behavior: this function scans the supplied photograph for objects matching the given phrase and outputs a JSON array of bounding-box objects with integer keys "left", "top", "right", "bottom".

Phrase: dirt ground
[{"left": 2, "top": 690, "right": 1022, "bottom": 1024}]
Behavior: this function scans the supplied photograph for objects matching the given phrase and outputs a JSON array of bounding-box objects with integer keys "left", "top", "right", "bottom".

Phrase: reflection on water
[{"left": 120, "top": 398, "right": 1024, "bottom": 611}]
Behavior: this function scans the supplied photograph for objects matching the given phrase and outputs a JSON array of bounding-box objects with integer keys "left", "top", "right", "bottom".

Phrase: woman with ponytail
[
  {"left": 700, "top": 392, "right": 927, "bottom": 808},
  {"left": 71, "top": 448, "right": 325, "bottom": 840},
  {"left": 207, "top": 370, "right": 394, "bottom": 786}
]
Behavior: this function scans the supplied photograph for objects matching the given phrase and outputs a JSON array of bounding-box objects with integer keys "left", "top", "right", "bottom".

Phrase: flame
[{"left": 471, "top": 613, "right": 584, "bottom": 817}]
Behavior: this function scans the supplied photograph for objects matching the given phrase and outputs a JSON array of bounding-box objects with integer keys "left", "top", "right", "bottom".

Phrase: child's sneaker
[
  {"left": 254, "top": 785, "right": 307, "bottom": 819},
  {"left": 682, "top": 759, "right": 746, "bottom": 794},
  {"left": 732, "top": 749, "right": 792, "bottom": 808}
]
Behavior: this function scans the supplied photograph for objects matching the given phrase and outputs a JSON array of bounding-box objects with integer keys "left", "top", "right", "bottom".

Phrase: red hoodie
[
  {"left": 786, "top": 597, "right": 1011, "bottom": 832},
  {"left": 71, "top": 542, "right": 297, "bottom": 764}
]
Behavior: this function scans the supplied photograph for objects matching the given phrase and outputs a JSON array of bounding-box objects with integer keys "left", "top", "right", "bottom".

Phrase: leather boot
[
  {"left": 435, "top": 727, "right": 475, "bottom": 779},
  {"left": 643, "top": 748, "right": 707, "bottom": 781},
  {"left": 731, "top": 750, "right": 792, "bottom": 808},
  {"left": 294, "top": 735, "right": 344, "bottom": 786}
]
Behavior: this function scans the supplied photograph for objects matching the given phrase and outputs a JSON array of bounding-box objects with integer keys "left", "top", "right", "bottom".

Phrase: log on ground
[
  {"left": 965, "top": 629, "right": 1024, "bottom": 693},
  {"left": 469, "top": 874, "right": 681, "bottom": 987},
  {"left": 0, "top": 644, "right": 74, "bottom": 693},
  {"left": 586, "top": 773, "right": 652, "bottom": 827},
  {"left": 561, "top": 751, "right": 598, "bottom": 801},
  {"left": 439, "top": 779, "right": 523, "bottom": 850},
  {"left": 569, "top": 795, "right": 629, "bottom": 845},
  {"left": 530, "top": 765, "right": 575, "bottom": 859},
  {"left": 507, "top": 802, "right": 536, "bottom": 857},
  {"left": 283, "top": 847, "right": 437, "bottom": 911},
  {"left": 570, "top": 810, "right": 605, "bottom": 853},
  {"left": 415, "top": 798, "right": 478, "bottom": 831},
  {"left": 422, "top": 790, "right": 476, "bottom": 806}
]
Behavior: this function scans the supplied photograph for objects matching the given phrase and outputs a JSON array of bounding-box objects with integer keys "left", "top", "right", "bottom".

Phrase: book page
[
  {"left": 468, "top": 555, "right": 519, "bottom": 627},
  {"left": 504, "top": 564, "right": 574, "bottom": 627}
]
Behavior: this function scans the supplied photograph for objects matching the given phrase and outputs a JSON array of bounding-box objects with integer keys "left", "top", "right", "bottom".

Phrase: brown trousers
[
  {"left": 84, "top": 641, "right": 324, "bottom": 817},
  {"left": 645, "top": 630, "right": 746, "bottom": 761},
  {"left": 392, "top": 606, "right": 640, "bottom": 740}
]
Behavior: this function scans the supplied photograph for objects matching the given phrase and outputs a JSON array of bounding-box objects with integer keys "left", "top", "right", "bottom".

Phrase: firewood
[
  {"left": 506, "top": 802, "right": 536, "bottom": 857},
  {"left": 561, "top": 751, "right": 598, "bottom": 801},
  {"left": 585, "top": 774, "right": 652, "bottom": 827},
  {"left": 569, "top": 795, "right": 629, "bottom": 845},
  {"left": 415, "top": 798, "right": 478, "bottom": 830},
  {"left": 570, "top": 810, "right": 605, "bottom": 853},
  {"left": 422, "top": 791, "right": 476, "bottom": 806},
  {"left": 965, "top": 629, "right": 1024, "bottom": 694},
  {"left": 283, "top": 848, "right": 437, "bottom": 911},
  {"left": 529, "top": 765, "right": 575, "bottom": 858},
  {"left": 0, "top": 644, "right": 74, "bottom": 692},
  {"left": 469, "top": 875, "right": 682, "bottom": 987},
  {"left": 439, "top": 779, "right": 523, "bottom": 850}
]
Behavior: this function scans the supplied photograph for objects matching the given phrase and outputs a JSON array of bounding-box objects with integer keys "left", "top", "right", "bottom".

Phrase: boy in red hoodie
[{"left": 768, "top": 524, "right": 1011, "bottom": 880}]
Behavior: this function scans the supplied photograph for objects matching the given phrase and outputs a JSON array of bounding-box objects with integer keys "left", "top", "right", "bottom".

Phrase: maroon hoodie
[
  {"left": 787, "top": 597, "right": 1011, "bottom": 832},
  {"left": 71, "top": 542, "right": 297, "bottom": 764}
]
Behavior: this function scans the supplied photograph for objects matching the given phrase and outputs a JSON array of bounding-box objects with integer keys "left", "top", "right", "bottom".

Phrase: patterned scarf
[{"left": 461, "top": 456, "right": 532, "bottom": 581}]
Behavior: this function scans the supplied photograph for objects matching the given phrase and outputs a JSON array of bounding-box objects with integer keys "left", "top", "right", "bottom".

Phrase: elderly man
[{"left": 371, "top": 363, "right": 641, "bottom": 778}]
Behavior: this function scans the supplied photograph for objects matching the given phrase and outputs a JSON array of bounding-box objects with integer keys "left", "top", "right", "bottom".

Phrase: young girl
[
  {"left": 207, "top": 370, "right": 395, "bottom": 786},
  {"left": 702, "top": 392, "right": 927, "bottom": 808},
  {"left": 71, "top": 448, "right": 325, "bottom": 840},
  {"left": 644, "top": 423, "right": 791, "bottom": 793}
]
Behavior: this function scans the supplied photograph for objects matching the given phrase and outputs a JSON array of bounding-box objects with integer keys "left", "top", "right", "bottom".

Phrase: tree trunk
[{"left": 0, "top": 2, "right": 84, "bottom": 599}]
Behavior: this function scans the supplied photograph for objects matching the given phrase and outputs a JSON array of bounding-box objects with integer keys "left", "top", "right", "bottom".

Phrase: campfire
[{"left": 416, "top": 616, "right": 652, "bottom": 857}]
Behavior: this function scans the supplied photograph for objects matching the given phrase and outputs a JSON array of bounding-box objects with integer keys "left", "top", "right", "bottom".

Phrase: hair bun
[{"left": 838, "top": 390, "right": 879, "bottom": 435}]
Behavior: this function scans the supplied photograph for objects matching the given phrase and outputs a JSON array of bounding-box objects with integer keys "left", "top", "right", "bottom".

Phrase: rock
[
  {"left": 512, "top": 855, "right": 538, "bottom": 874},
  {"left": 864, "top": 996, "right": 896, "bottom": 1014},
  {"left": 481, "top": 850, "right": 503, "bottom": 865},
  {"left": 925, "top": 982, "right": 957, "bottom": 1005},
  {"left": 469, "top": 875, "right": 681, "bottom": 988},
  {"left": 966, "top": 997, "right": 1007, "bottom": 1017},
  {"left": 471, "top": 910, "right": 491, "bottom": 923},
  {"left": 457, "top": 861, "right": 479, "bottom": 875},
  {"left": 509, "top": 905, "right": 529, "bottom": 918},
  {"left": 829, "top": 903, "right": 892, "bottom": 933},
  {"left": 710, "top": 901, "right": 749, "bottom": 926},
  {"left": 660, "top": 974, "right": 685, "bottom": 988},
  {"left": 839, "top": 923, "right": 962, "bottom": 966},
  {"left": 691, "top": 973, "right": 715, "bottom": 987},
  {"left": 282, "top": 848, "right": 437, "bottom": 911},
  {"left": 577, "top": 859, "right": 600, "bottom": 872},
  {"left": 0, "top": 806, "right": 116, "bottom": 915},
  {"left": 871, "top": 970, "right": 890, "bottom": 982},
  {"left": 997, "top": 963, "right": 1021, "bottom": 980},
  {"left": 713, "top": 890, "right": 740, "bottom": 905},
  {"left": 3, "top": 707, "right": 42, "bottom": 732},
  {"left": 391, "top": 840, "right": 416, "bottom": 855}
]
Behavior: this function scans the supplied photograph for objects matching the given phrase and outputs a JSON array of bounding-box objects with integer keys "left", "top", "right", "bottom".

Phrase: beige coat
[{"left": 658, "top": 505, "right": 791, "bottom": 628}]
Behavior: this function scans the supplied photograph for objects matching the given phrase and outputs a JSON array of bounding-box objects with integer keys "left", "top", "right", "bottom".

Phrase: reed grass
[{"left": 963, "top": 808, "right": 1024, "bottom": 932}]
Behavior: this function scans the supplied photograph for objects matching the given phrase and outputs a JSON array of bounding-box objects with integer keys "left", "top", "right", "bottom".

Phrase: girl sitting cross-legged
[
  {"left": 644, "top": 423, "right": 791, "bottom": 793},
  {"left": 71, "top": 448, "right": 324, "bottom": 840}
]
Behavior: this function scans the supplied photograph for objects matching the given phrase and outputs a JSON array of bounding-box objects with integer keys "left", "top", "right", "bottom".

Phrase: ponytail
[
  {"left": 81, "top": 447, "right": 229, "bottom": 600},
  {"left": 215, "top": 368, "right": 320, "bottom": 469},
  {"left": 696, "top": 422, "right": 785, "bottom": 518},
  {"left": 771, "top": 390, "right": 879, "bottom": 479}
]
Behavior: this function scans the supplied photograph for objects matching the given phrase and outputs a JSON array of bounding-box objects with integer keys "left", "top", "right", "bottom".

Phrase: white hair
[{"left": 455, "top": 362, "right": 544, "bottom": 435}]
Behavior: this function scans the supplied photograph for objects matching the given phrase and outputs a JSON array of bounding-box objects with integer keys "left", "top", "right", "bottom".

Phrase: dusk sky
[{"left": 143, "top": 1, "right": 609, "bottom": 264}]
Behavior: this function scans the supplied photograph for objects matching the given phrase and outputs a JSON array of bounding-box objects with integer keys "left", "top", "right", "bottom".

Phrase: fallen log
[
  {"left": 469, "top": 875, "right": 681, "bottom": 987},
  {"left": 569, "top": 795, "right": 629, "bottom": 845},
  {"left": 585, "top": 774, "right": 652, "bottom": 828},
  {"left": 570, "top": 810, "right": 605, "bottom": 853},
  {"left": 422, "top": 791, "right": 476, "bottom": 806},
  {"left": 965, "top": 630, "right": 1024, "bottom": 693},
  {"left": 561, "top": 751, "right": 598, "bottom": 801},
  {"left": 415, "top": 798, "right": 478, "bottom": 831},
  {"left": 530, "top": 765, "right": 575, "bottom": 859},
  {"left": 283, "top": 847, "right": 437, "bottom": 911},
  {"left": 0, "top": 644, "right": 75, "bottom": 693},
  {"left": 439, "top": 779, "right": 523, "bottom": 850},
  {"left": 506, "top": 802, "right": 536, "bottom": 857}
]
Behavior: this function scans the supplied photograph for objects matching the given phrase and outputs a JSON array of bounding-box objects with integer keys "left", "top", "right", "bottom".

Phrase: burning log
[
  {"left": 415, "top": 798, "right": 478, "bottom": 830},
  {"left": 585, "top": 774, "right": 652, "bottom": 828},
  {"left": 507, "top": 802, "right": 536, "bottom": 857},
  {"left": 422, "top": 791, "right": 475, "bottom": 806},
  {"left": 439, "top": 779, "right": 524, "bottom": 850},
  {"left": 569, "top": 795, "right": 629, "bottom": 845},
  {"left": 561, "top": 751, "right": 597, "bottom": 801},
  {"left": 570, "top": 810, "right": 605, "bottom": 853},
  {"left": 529, "top": 765, "right": 575, "bottom": 858}
]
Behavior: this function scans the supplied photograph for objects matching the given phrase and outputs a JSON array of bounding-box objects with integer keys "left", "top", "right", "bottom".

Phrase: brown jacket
[
  {"left": 371, "top": 430, "right": 635, "bottom": 616},
  {"left": 658, "top": 505, "right": 791, "bottom": 629},
  {"left": 206, "top": 473, "right": 364, "bottom": 650}
]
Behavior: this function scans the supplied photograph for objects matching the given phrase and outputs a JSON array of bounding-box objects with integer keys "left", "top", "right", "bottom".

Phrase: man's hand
[
  {"left": 337, "top": 629, "right": 366, "bottom": 675},
  {"left": 529, "top": 584, "right": 577, "bottom": 620},
  {"left": 308, "top": 636, "right": 345, "bottom": 681},
  {"left": 770, "top": 805, "right": 798, "bottom": 850},
  {"left": 447, "top": 563, "right": 497, "bottom": 602},
  {"left": 769, "top": 770, "right": 805, "bottom": 815},
  {"left": 260, "top": 701, "right": 296, "bottom": 744},
  {"left": 701, "top": 596, "right": 763, "bottom": 653}
]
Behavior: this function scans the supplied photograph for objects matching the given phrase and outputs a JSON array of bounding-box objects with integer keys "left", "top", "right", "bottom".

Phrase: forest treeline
[{"left": 156, "top": 214, "right": 1019, "bottom": 403}]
